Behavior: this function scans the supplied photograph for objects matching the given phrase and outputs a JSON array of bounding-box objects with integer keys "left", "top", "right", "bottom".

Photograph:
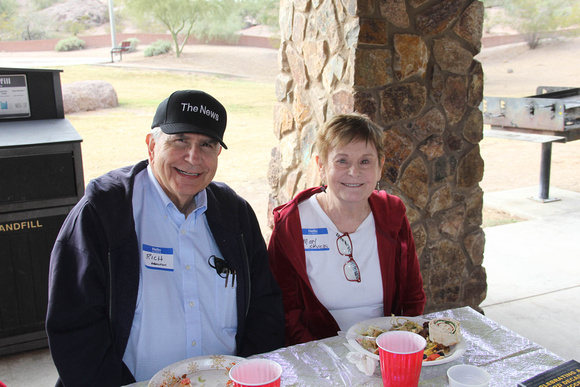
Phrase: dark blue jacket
[{"left": 46, "top": 160, "right": 284, "bottom": 386}]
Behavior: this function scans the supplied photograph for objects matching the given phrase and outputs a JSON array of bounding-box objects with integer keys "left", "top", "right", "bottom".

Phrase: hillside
[{"left": 18, "top": 0, "right": 124, "bottom": 37}]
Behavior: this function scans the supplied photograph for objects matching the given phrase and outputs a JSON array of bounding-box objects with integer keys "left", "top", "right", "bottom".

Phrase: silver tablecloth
[{"left": 248, "top": 306, "right": 565, "bottom": 386}]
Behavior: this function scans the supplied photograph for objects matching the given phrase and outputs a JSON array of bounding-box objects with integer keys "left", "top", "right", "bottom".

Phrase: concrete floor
[
  {"left": 1, "top": 185, "right": 578, "bottom": 386},
  {"left": 480, "top": 186, "right": 580, "bottom": 362}
]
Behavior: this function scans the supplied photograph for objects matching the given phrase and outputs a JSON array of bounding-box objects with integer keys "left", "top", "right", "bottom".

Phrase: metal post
[
  {"left": 531, "top": 142, "right": 560, "bottom": 203},
  {"left": 108, "top": 0, "right": 117, "bottom": 49},
  {"left": 538, "top": 142, "right": 552, "bottom": 200}
]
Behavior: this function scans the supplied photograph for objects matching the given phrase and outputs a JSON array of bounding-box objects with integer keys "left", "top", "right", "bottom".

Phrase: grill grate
[{"left": 482, "top": 86, "right": 580, "bottom": 141}]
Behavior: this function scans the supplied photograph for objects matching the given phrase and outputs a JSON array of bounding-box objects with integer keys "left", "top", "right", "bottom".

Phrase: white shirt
[
  {"left": 299, "top": 195, "right": 384, "bottom": 330},
  {"left": 122, "top": 166, "right": 237, "bottom": 381}
]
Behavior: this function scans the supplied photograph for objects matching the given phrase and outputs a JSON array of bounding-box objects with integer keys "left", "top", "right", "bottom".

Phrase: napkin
[{"left": 344, "top": 343, "right": 378, "bottom": 376}]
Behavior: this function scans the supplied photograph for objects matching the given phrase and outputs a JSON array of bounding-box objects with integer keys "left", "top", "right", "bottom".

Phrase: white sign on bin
[{"left": 0, "top": 74, "right": 31, "bottom": 119}]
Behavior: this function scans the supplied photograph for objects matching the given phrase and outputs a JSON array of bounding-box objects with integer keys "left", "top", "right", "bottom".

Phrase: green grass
[
  {"left": 481, "top": 208, "right": 526, "bottom": 228},
  {"left": 58, "top": 65, "right": 278, "bottom": 185},
  {"left": 58, "top": 64, "right": 279, "bottom": 231},
  {"left": 60, "top": 65, "right": 275, "bottom": 111},
  {"left": 482, "top": 217, "right": 523, "bottom": 228}
]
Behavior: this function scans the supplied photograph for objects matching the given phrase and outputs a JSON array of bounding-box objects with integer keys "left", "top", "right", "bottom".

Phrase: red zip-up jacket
[{"left": 268, "top": 186, "right": 426, "bottom": 346}]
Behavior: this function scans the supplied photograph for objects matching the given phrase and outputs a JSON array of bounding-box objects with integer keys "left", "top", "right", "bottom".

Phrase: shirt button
[
  {"left": 192, "top": 341, "right": 196, "bottom": 347},
  {"left": 189, "top": 301, "right": 194, "bottom": 307},
  {"left": 181, "top": 230, "right": 186, "bottom": 234},
  {"left": 185, "top": 265, "right": 191, "bottom": 270}
]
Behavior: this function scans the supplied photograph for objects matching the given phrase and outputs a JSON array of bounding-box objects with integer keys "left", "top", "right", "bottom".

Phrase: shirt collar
[{"left": 146, "top": 165, "right": 208, "bottom": 219}]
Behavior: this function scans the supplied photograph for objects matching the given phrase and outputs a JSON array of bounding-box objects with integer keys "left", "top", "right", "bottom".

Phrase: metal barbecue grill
[{"left": 481, "top": 86, "right": 580, "bottom": 202}]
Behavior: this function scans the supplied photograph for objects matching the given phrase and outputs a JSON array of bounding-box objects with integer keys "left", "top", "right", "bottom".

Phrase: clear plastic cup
[
  {"left": 447, "top": 364, "right": 491, "bottom": 387},
  {"left": 377, "top": 331, "right": 426, "bottom": 387},
  {"left": 229, "top": 359, "right": 283, "bottom": 387}
]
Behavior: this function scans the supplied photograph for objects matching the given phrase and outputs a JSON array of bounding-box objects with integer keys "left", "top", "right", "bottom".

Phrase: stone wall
[{"left": 268, "top": 0, "right": 486, "bottom": 313}]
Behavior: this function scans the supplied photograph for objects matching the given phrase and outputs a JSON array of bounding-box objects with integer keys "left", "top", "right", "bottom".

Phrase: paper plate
[
  {"left": 148, "top": 355, "right": 244, "bottom": 387},
  {"left": 346, "top": 316, "right": 467, "bottom": 366}
]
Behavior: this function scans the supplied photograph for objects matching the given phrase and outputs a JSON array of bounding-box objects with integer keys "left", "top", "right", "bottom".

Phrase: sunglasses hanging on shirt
[{"left": 208, "top": 255, "right": 236, "bottom": 288}]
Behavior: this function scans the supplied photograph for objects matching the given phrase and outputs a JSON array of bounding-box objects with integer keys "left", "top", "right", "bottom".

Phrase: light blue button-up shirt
[{"left": 122, "top": 166, "right": 237, "bottom": 382}]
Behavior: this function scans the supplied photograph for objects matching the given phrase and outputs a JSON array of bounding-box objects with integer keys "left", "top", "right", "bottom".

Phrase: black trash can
[{"left": 0, "top": 68, "right": 84, "bottom": 355}]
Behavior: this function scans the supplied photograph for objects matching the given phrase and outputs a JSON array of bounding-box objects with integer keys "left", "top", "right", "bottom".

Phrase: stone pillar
[{"left": 269, "top": 0, "right": 486, "bottom": 313}]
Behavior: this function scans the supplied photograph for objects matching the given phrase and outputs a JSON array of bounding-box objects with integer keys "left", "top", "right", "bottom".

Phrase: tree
[
  {"left": 0, "top": 0, "right": 18, "bottom": 40},
  {"left": 487, "top": 0, "right": 580, "bottom": 49},
  {"left": 122, "top": 0, "right": 239, "bottom": 57},
  {"left": 238, "top": 0, "right": 279, "bottom": 29},
  {"left": 1, "top": 0, "right": 55, "bottom": 41},
  {"left": 16, "top": 12, "right": 53, "bottom": 40},
  {"left": 0, "top": 0, "right": 17, "bottom": 19},
  {"left": 187, "top": 0, "right": 245, "bottom": 43}
]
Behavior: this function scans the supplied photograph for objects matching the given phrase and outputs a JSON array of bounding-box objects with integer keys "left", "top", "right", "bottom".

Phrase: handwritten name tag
[
  {"left": 302, "top": 228, "right": 330, "bottom": 252},
  {"left": 143, "top": 244, "right": 174, "bottom": 271}
]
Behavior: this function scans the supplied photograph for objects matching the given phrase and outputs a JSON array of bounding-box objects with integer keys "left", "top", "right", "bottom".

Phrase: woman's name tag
[{"left": 302, "top": 228, "right": 330, "bottom": 252}]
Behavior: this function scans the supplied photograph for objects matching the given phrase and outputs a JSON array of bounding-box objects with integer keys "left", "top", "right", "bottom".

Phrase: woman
[{"left": 268, "top": 113, "right": 426, "bottom": 346}]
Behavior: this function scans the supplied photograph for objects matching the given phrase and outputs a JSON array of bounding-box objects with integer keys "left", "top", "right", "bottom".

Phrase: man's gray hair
[{"left": 150, "top": 127, "right": 163, "bottom": 140}]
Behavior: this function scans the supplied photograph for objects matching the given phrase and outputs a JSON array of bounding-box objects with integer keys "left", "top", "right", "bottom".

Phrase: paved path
[{"left": 1, "top": 45, "right": 280, "bottom": 83}]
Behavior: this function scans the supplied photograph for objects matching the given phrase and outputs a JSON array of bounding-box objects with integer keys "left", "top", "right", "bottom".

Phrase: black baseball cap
[{"left": 151, "top": 90, "right": 228, "bottom": 149}]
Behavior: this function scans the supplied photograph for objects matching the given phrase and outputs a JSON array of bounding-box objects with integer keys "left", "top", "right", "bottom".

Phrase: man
[{"left": 46, "top": 90, "right": 284, "bottom": 385}]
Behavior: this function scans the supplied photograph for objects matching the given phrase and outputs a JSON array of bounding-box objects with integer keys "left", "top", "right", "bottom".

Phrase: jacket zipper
[
  {"left": 238, "top": 234, "right": 251, "bottom": 319},
  {"left": 108, "top": 250, "right": 115, "bottom": 341}
]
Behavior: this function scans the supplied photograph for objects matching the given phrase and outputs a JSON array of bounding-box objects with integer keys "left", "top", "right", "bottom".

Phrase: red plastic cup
[
  {"left": 229, "top": 359, "right": 283, "bottom": 387},
  {"left": 377, "top": 331, "right": 426, "bottom": 387}
]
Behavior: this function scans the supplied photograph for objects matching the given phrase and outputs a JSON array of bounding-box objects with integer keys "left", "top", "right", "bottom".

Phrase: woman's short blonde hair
[{"left": 316, "top": 113, "right": 385, "bottom": 164}]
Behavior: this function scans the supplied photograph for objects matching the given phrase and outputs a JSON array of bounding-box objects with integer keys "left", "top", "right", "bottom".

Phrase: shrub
[
  {"left": 126, "top": 37, "right": 140, "bottom": 53},
  {"left": 143, "top": 40, "right": 172, "bottom": 57},
  {"left": 64, "top": 19, "right": 87, "bottom": 36},
  {"left": 55, "top": 36, "right": 85, "bottom": 52},
  {"left": 31, "top": 0, "right": 59, "bottom": 10}
]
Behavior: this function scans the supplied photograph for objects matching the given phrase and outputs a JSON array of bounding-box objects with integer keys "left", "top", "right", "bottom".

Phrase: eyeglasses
[
  {"left": 336, "top": 233, "right": 361, "bottom": 282},
  {"left": 208, "top": 255, "right": 236, "bottom": 288}
]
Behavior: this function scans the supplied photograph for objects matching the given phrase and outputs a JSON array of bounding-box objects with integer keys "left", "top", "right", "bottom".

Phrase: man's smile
[{"left": 176, "top": 168, "right": 201, "bottom": 176}]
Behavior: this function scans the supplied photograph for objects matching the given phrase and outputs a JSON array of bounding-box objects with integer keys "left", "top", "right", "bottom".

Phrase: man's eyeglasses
[
  {"left": 336, "top": 233, "right": 361, "bottom": 282},
  {"left": 208, "top": 255, "right": 236, "bottom": 288}
]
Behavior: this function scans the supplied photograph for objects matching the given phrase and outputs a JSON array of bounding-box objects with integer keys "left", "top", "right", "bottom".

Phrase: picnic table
[{"left": 132, "top": 306, "right": 565, "bottom": 386}]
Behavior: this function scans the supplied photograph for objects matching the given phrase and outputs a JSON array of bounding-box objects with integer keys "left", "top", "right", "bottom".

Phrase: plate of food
[
  {"left": 346, "top": 316, "right": 466, "bottom": 366},
  {"left": 148, "top": 355, "right": 244, "bottom": 387}
]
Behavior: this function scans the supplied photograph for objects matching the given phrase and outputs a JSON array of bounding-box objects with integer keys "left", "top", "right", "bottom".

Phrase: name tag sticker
[
  {"left": 302, "top": 228, "right": 330, "bottom": 252},
  {"left": 143, "top": 244, "right": 174, "bottom": 271}
]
